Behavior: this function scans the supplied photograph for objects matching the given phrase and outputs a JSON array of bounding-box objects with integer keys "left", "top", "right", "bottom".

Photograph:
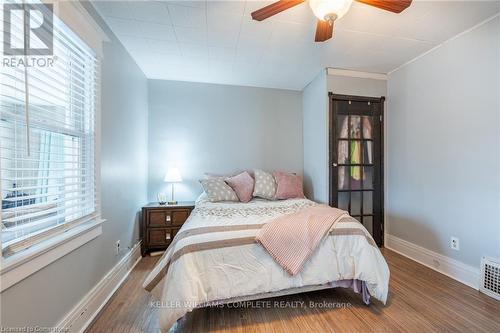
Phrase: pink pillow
[
  {"left": 225, "top": 172, "right": 255, "bottom": 203},
  {"left": 273, "top": 171, "right": 305, "bottom": 200}
]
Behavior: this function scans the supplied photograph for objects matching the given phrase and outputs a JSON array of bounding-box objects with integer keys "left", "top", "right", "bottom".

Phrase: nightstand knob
[
  {"left": 166, "top": 214, "right": 171, "bottom": 223},
  {"left": 165, "top": 233, "right": 171, "bottom": 240}
]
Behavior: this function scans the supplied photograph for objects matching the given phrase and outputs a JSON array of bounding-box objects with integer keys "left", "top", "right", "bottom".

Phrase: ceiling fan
[{"left": 251, "top": 0, "right": 412, "bottom": 42}]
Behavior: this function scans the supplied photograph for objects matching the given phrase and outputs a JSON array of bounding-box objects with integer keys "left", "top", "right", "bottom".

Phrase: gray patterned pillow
[
  {"left": 252, "top": 169, "right": 277, "bottom": 200},
  {"left": 200, "top": 178, "right": 239, "bottom": 202}
]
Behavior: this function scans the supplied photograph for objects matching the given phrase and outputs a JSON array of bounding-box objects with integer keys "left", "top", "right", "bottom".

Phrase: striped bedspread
[{"left": 143, "top": 198, "right": 389, "bottom": 332}]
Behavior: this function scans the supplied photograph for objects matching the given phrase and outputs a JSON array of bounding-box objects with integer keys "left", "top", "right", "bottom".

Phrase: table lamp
[{"left": 163, "top": 167, "right": 182, "bottom": 205}]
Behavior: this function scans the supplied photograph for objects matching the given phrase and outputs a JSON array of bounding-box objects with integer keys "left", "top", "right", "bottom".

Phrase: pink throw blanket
[{"left": 256, "top": 206, "right": 348, "bottom": 275}]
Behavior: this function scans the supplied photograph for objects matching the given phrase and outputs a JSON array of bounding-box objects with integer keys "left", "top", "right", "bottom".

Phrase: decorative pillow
[
  {"left": 273, "top": 171, "right": 305, "bottom": 200},
  {"left": 225, "top": 172, "right": 254, "bottom": 203},
  {"left": 204, "top": 172, "right": 240, "bottom": 179},
  {"left": 199, "top": 178, "right": 239, "bottom": 202},
  {"left": 253, "top": 169, "right": 277, "bottom": 200},
  {"left": 204, "top": 171, "right": 255, "bottom": 180}
]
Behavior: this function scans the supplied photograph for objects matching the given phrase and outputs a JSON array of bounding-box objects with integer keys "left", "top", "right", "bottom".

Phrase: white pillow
[
  {"left": 252, "top": 169, "right": 277, "bottom": 200},
  {"left": 199, "top": 178, "right": 239, "bottom": 202}
]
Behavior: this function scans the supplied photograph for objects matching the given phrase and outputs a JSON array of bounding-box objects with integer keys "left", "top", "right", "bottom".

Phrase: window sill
[{"left": 0, "top": 218, "right": 104, "bottom": 292}]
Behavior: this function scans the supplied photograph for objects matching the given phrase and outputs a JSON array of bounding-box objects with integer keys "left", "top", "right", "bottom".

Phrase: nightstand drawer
[
  {"left": 148, "top": 209, "right": 190, "bottom": 227},
  {"left": 148, "top": 228, "right": 177, "bottom": 246},
  {"left": 148, "top": 211, "right": 167, "bottom": 227},
  {"left": 170, "top": 209, "right": 190, "bottom": 226}
]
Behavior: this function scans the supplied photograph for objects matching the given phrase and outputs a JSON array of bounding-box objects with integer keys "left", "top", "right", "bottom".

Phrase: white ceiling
[{"left": 92, "top": 0, "right": 500, "bottom": 90}]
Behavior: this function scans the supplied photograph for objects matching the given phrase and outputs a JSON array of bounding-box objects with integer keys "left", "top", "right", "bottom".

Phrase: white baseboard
[
  {"left": 57, "top": 241, "right": 142, "bottom": 333},
  {"left": 385, "top": 234, "right": 479, "bottom": 290}
]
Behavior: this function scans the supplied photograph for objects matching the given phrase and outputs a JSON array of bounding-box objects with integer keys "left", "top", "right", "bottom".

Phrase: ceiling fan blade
[
  {"left": 251, "top": 0, "right": 305, "bottom": 21},
  {"left": 315, "top": 19, "right": 333, "bottom": 42},
  {"left": 355, "top": 0, "right": 412, "bottom": 13}
]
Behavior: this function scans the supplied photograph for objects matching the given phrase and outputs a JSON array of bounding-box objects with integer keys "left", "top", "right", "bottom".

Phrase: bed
[{"left": 143, "top": 196, "right": 390, "bottom": 332}]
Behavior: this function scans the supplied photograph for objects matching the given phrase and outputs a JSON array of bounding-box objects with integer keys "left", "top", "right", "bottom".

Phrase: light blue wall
[
  {"left": 147, "top": 80, "right": 304, "bottom": 202},
  {"left": 302, "top": 70, "right": 328, "bottom": 202},
  {"left": 0, "top": 4, "right": 148, "bottom": 327},
  {"left": 387, "top": 17, "right": 500, "bottom": 267}
]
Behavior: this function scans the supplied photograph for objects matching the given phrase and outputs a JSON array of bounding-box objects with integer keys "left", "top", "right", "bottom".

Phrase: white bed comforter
[{"left": 143, "top": 198, "right": 390, "bottom": 332}]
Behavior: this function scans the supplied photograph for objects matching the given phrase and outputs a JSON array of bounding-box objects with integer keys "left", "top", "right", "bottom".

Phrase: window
[{"left": 1, "top": 1, "right": 99, "bottom": 257}]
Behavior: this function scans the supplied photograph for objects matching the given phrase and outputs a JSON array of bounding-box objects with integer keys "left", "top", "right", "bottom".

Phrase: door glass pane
[
  {"left": 338, "top": 140, "right": 348, "bottom": 164},
  {"left": 350, "top": 166, "right": 361, "bottom": 190},
  {"left": 363, "top": 166, "right": 374, "bottom": 189},
  {"left": 337, "top": 192, "right": 349, "bottom": 211},
  {"left": 338, "top": 167, "right": 349, "bottom": 190},
  {"left": 364, "top": 216, "right": 373, "bottom": 236},
  {"left": 350, "top": 116, "right": 361, "bottom": 139},
  {"left": 337, "top": 115, "right": 348, "bottom": 138},
  {"left": 350, "top": 141, "right": 362, "bottom": 165},
  {"left": 351, "top": 192, "right": 361, "bottom": 215},
  {"left": 363, "top": 191, "right": 373, "bottom": 214},
  {"left": 362, "top": 116, "right": 373, "bottom": 139},
  {"left": 364, "top": 141, "right": 373, "bottom": 165}
]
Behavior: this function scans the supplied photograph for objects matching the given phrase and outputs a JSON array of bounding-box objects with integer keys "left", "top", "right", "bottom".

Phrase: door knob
[{"left": 333, "top": 163, "right": 338, "bottom": 167}]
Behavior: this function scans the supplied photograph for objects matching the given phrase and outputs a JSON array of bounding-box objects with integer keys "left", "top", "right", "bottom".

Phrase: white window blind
[{"left": 1, "top": 1, "right": 99, "bottom": 256}]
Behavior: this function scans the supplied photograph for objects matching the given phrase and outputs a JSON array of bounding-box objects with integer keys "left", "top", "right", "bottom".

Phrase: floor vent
[{"left": 480, "top": 257, "right": 500, "bottom": 300}]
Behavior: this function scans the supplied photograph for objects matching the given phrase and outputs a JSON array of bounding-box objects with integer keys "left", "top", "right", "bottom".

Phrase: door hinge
[{"left": 379, "top": 115, "right": 383, "bottom": 122}]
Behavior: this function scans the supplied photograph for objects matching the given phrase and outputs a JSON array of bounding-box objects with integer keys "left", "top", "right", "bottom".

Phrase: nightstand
[{"left": 141, "top": 202, "right": 195, "bottom": 256}]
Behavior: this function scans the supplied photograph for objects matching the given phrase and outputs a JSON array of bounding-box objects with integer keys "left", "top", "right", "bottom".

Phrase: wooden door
[{"left": 329, "top": 94, "right": 385, "bottom": 246}]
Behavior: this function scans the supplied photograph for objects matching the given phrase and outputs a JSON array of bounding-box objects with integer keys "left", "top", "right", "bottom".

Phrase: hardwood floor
[{"left": 86, "top": 248, "right": 500, "bottom": 333}]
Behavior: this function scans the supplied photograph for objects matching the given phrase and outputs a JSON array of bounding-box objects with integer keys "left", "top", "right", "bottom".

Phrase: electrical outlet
[
  {"left": 451, "top": 237, "right": 460, "bottom": 251},
  {"left": 115, "top": 240, "right": 120, "bottom": 255}
]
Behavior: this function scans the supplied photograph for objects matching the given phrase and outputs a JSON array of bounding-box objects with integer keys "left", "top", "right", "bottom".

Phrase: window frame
[
  {"left": 0, "top": 1, "right": 105, "bottom": 291},
  {"left": 0, "top": 109, "right": 97, "bottom": 255},
  {"left": 0, "top": 76, "right": 103, "bottom": 290}
]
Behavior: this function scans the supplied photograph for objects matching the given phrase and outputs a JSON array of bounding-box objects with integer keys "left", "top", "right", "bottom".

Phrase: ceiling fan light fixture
[
  {"left": 250, "top": 0, "right": 412, "bottom": 42},
  {"left": 309, "top": 0, "right": 353, "bottom": 22}
]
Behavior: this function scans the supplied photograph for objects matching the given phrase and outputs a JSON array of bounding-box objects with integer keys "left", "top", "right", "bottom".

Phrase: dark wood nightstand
[{"left": 141, "top": 202, "right": 195, "bottom": 256}]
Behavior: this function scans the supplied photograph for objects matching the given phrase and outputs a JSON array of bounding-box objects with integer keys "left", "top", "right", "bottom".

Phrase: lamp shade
[
  {"left": 309, "top": 0, "right": 353, "bottom": 21},
  {"left": 163, "top": 167, "right": 182, "bottom": 182}
]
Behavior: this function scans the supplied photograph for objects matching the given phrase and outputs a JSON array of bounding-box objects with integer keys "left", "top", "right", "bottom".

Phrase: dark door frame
[{"left": 328, "top": 92, "right": 385, "bottom": 246}]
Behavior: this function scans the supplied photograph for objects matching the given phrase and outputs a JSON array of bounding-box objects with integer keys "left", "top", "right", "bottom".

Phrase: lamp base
[{"left": 167, "top": 201, "right": 178, "bottom": 205}]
